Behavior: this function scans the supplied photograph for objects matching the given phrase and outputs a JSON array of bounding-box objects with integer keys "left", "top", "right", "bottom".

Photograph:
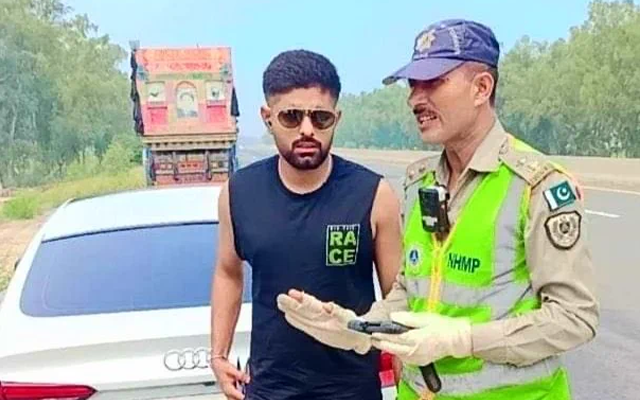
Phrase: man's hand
[
  {"left": 371, "top": 312, "right": 472, "bottom": 366},
  {"left": 210, "top": 357, "right": 250, "bottom": 400},
  {"left": 277, "top": 289, "right": 372, "bottom": 354}
]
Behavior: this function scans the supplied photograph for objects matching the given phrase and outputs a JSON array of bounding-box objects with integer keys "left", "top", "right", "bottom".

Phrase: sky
[{"left": 64, "top": 0, "right": 594, "bottom": 138}]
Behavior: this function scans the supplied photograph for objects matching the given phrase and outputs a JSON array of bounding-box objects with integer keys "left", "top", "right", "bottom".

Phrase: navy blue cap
[{"left": 383, "top": 19, "right": 500, "bottom": 85}]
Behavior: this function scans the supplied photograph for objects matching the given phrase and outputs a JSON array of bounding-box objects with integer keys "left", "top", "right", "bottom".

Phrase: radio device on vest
[{"left": 418, "top": 185, "right": 450, "bottom": 241}]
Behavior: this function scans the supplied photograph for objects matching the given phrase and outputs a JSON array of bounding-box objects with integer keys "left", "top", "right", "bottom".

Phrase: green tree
[
  {"left": 334, "top": 0, "right": 640, "bottom": 157},
  {"left": 0, "top": 0, "right": 133, "bottom": 187}
]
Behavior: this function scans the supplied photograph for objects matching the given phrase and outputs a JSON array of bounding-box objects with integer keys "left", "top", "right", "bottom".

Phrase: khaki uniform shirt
[{"left": 365, "top": 119, "right": 600, "bottom": 367}]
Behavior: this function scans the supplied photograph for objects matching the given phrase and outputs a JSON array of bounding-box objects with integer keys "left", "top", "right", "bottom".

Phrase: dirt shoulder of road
[
  {"left": 0, "top": 214, "right": 48, "bottom": 291},
  {"left": 331, "top": 147, "right": 640, "bottom": 192}
]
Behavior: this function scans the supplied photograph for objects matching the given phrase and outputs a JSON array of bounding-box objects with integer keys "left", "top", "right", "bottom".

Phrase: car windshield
[{"left": 20, "top": 222, "right": 252, "bottom": 317}]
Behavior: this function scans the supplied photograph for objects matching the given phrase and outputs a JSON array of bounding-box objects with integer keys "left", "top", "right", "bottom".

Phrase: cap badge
[{"left": 415, "top": 29, "right": 436, "bottom": 53}]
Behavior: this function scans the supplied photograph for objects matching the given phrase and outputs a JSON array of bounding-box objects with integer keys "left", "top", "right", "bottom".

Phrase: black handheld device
[
  {"left": 348, "top": 320, "right": 442, "bottom": 393},
  {"left": 418, "top": 186, "right": 450, "bottom": 239}
]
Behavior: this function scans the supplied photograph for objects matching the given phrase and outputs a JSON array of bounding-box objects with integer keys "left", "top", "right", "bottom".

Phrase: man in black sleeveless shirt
[{"left": 210, "top": 49, "right": 403, "bottom": 399}]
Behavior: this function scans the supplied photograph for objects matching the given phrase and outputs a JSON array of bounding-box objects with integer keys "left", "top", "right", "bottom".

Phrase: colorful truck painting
[{"left": 129, "top": 42, "right": 240, "bottom": 186}]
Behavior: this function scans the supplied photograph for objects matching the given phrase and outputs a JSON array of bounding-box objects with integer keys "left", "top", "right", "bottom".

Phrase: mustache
[
  {"left": 292, "top": 138, "right": 321, "bottom": 148},
  {"left": 410, "top": 102, "right": 436, "bottom": 116},
  {"left": 412, "top": 103, "right": 433, "bottom": 116}
]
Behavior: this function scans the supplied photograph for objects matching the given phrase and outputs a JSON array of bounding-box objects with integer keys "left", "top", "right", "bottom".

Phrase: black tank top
[{"left": 229, "top": 154, "right": 383, "bottom": 400}]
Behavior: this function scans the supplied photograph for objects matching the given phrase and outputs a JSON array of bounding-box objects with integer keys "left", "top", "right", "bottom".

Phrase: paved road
[{"left": 239, "top": 146, "right": 640, "bottom": 400}]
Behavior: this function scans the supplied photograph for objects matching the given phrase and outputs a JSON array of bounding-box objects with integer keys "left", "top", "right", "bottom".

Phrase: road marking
[
  {"left": 585, "top": 209, "right": 620, "bottom": 218},
  {"left": 583, "top": 186, "right": 640, "bottom": 196}
]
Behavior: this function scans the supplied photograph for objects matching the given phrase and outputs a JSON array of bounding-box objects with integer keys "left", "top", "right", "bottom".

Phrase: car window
[{"left": 20, "top": 222, "right": 252, "bottom": 317}]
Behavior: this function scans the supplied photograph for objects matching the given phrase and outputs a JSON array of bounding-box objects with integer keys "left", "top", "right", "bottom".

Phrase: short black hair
[{"left": 262, "top": 49, "right": 341, "bottom": 102}]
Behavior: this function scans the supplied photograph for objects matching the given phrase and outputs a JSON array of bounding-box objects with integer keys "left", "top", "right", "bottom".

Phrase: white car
[{"left": 0, "top": 186, "right": 397, "bottom": 399}]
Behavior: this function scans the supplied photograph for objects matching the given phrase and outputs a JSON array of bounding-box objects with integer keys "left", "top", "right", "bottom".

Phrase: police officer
[{"left": 277, "top": 19, "right": 599, "bottom": 400}]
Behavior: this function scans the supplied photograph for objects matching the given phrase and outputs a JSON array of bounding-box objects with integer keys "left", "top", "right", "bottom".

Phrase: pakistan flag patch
[
  {"left": 543, "top": 181, "right": 576, "bottom": 211},
  {"left": 326, "top": 224, "right": 360, "bottom": 266}
]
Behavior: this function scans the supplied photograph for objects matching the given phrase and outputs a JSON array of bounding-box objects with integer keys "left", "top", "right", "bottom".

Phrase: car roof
[{"left": 41, "top": 185, "right": 222, "bottom": 241}]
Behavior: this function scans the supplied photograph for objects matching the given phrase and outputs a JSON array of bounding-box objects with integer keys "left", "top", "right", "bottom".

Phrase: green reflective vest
[{"left": 397, "top": 139, "right": 572, "bottom": 400}]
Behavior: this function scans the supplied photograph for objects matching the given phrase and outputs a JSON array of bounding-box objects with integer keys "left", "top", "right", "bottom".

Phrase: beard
[{"left": 276, "top": 136, "right": 332, "bottom": 170}]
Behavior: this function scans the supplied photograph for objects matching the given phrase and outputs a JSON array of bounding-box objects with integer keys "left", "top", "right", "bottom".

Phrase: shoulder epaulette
[
  {"left": 498, "top": 140, "right": 556, "bottom": 187},
  {"left": 404, "top": 154, "right": 439, "bottom": 188}
]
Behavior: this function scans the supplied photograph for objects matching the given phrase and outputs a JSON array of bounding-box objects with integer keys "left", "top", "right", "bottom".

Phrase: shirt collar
[
  {"left": 435, "top": 118, "right": 508, "bottom": 183},
  {"left": 467, "top": 118, "right": 508, "bottom": 173}
]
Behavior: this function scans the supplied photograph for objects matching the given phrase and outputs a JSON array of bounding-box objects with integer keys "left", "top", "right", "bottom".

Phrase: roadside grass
[{"left": 1, "top": 167, "right": 145, "bottom": 220}]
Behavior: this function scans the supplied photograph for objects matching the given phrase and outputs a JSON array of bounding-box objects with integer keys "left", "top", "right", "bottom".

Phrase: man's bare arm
[
  {"left": 210, "top": 181, "right": 245, "bottom": 358},
  {"left": 371, "top": 178, "right": 403, "bottom": 296}
]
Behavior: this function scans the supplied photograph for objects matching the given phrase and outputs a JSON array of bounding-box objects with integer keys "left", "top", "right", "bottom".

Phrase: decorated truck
[{"left": 129, "top": 41, "right": 240, "bottom": 186}]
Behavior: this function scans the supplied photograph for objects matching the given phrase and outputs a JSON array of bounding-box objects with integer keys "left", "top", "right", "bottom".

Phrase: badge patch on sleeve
[
  {"left": 543, "top": 181, "right": 577, "bottom": 211},
  {"left": 545, "top": 211, "right": 581, "bottom": 249}
]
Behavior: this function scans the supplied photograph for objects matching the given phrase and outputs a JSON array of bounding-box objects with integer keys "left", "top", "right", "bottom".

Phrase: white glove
[
  {"left": 276, "top": 291, "right": 372, "bottom": 354},
  {"left": 371, "top": 311, "right": 472, "bottom": 366}
]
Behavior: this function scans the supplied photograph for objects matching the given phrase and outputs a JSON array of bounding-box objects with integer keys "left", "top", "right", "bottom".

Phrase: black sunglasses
[{"left": 276, "top": 108, "right": 337, "bottom": 130}]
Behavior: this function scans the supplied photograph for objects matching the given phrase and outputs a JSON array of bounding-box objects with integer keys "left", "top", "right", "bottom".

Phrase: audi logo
[{"left": 163, "top": 347, "right": 211, "bottom": 371}]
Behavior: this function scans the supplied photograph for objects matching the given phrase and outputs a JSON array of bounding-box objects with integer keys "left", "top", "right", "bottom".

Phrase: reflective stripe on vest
[
  {"left": 399, "top": 360, "right": 570, "bottom": 400},
  {"left": 399, "top": 162, "right": 569, "bottom": 399},
  {"left": 402, "top": 356, "right": 561, "bottom": 397}
]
